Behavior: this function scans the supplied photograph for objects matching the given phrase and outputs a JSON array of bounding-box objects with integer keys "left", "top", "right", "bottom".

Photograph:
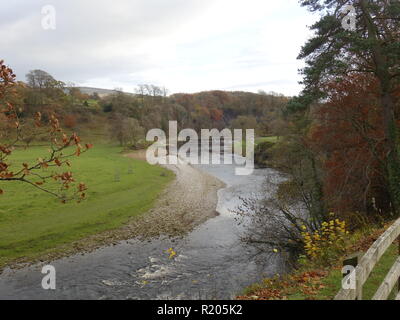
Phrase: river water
[{"left": 0, "top": 150, "right": 288, "bottom": 300}]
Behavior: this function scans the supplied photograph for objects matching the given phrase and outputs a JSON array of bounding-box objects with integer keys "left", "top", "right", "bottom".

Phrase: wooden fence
[{"left": 334, "top": 217, "right": 400, "bottom": 300}]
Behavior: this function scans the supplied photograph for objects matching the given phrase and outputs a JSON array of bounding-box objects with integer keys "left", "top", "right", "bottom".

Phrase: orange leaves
[
  {"left": 62, "top": 133, "right": 69, "bottom": 145},
  {"left": 49, "top": 113, "right": 61, "bottom": 133},
  {"left": 210, "top": 108, "right": 224, "bottom": 122},
  {"left": 0, "top": 161, "right": 8, "bottom": 172},
  {"left": 22, "top": 163, "right": 30, "bottom": 175},
  {"left": 0, "top": 60, "right": 91, "bottom": 202},
  {"left": 0, "top": 161, "right": 13, "bottom": 179},
  {"left": 310, "top": 74, "right": 387, "bottom": 215},
  {"left": 75, "top": 147, "right": 81, "bottom": 157},
  {"left": 34, "top": 112, "right": 42, "bottom": 127},
  {"left": 59, "top": 171, "right": 74, "bottom": 184},
  {"left": 72, "top": 133, "right": 80, "bottom": 144},
  {"left": 0, "top": 145, "right": 12, "bottom": 155},
  {"left": 37, "top": 157, "right": 49, "bottom": 169},
  {"left": 237, "top": 270, "right": 329, "bottom": 300},
  {"left": 78, "top": 182, "right": 87, "bottom": 192}
]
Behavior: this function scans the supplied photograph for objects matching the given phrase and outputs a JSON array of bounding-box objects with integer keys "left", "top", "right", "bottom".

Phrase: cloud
[{"left": 0, "top": 0, "right": 317, "bottom": 96}]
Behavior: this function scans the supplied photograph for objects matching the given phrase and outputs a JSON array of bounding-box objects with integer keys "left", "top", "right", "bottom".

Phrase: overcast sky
[{"left": 1, "top": 0, "right": 317, "bottom": 96}]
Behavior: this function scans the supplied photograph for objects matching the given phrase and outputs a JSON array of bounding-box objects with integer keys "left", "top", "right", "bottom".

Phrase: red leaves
[
  {"left": 237, "top": 270, "right": 329, "bottom": 300},
  {"left": 210, "top": 108, "right": 224, "bottom": 122},
  {"left": 0, "top": 145, "right": 12, "bottom": 155},
  {"left": 0, "top": 162, "right": 8, "bottom": 172},
  {"left": 78, "top": 182, "right": 87, "bottom": 192},
  {"left": 310, "top": 74, "right": 388, "bottom": 215},
  {"left": 0, "top": 60, "right": 91, "bottom": 202},
  {"left": 60, "top": 171, "right": 74, "bottom": 183},
  {"left": 72, "top": 133, "right": 80, "bottom": 144},
  {"left": 75, "top": 147, "right": 81, "bottom": 156},
  {"left": 37, "top": 157, "right": 49, "bottom": 169}
]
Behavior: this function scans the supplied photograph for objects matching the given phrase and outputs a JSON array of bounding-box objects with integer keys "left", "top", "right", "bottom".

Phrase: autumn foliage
[
  {"left": 309, "top": 74, "right": 399, "bottom": 220},
  {"left": 0, "top": 60, "right": 92, "bottom": 201}
]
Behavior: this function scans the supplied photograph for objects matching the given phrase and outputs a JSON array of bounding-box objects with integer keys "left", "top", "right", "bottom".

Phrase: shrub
[{"left": 301, "top": 214, "right": 349, "bottom": 266}]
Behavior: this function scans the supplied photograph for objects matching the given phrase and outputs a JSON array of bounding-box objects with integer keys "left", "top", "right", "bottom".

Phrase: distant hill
[{"left": 75, "top": 87, "right": 135, "bottom": 97}]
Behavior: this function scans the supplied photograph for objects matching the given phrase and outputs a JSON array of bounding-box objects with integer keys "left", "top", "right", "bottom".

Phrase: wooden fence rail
[{"left": 334, "top": 217, "right": 400, "bottom": 300}]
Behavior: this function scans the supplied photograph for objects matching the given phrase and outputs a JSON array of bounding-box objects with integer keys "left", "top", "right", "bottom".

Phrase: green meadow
[{"left": 0, "top": 145, "right": 174, "bottom": 268}]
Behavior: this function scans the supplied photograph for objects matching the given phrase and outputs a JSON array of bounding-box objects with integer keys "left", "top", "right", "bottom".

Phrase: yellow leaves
[
  {"left": 302, "top": 216, "right": 349, "bottom": 261},
  {"left": 138, "top": 280, "right": 149, "bottom": 287},
  {"left": 167, "top": 248, "right": 177, "bottom": 259}
]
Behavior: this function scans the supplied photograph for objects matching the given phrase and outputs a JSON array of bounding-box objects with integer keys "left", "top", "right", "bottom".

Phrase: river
[{"left": 0, "top": 149, "right": 288, "bottom": 300}]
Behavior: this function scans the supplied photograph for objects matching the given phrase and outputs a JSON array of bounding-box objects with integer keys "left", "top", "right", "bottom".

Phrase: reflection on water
[{"left": 0, "top": 148, "right": 288, "bottom": 300}]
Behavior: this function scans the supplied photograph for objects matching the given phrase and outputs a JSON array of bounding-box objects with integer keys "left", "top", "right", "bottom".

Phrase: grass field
[
  {"left": 0, "top": 145, "right": 174, "bottom": 269},
  {"left": 254, "top": 136, "right": 278, "bottom": 144},
  {"left": 234, "top": 136, "right": 278, "bottom": 155}
]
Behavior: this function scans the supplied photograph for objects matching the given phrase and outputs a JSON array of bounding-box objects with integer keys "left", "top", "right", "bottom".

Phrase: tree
[
  {"left": 126, "top": 118, "right": 145, "bottom": 147},
  {"left": 309, "top": 73, "right": 399, "bottom": 220},
  {"left": 298, "top": 0, "right": 400, "bottom": 214},
  {"left": 231, "top": 115, "right": 258, "bottom": 132},
  {"left": 0, "top": 61, "right": 92, "bottom": 201},
  {"left": 25, "top": 70, "right": 67, "bottom": 114},
  {"left": 26, "top": 69, "right": 60, "bottom": 90}
]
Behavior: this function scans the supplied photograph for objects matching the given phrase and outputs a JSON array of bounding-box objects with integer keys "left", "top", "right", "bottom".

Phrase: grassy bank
[
  {"left": 237, "top": 223, "right": 399, "bottom": 300},
  {"left": 234, "top": 136, "right": 278, "bottom": 155},
  {"left": 0, "top": 145, "right": 174, "bottom": 269}
]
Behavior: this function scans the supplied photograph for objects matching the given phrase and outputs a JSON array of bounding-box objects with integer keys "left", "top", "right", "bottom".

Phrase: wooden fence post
[
  {"left": 398, "top": 236, "right": 400, "bottom": 294},
  {"left": 343, "top": 252, "right": 362, "bottom": 300}
]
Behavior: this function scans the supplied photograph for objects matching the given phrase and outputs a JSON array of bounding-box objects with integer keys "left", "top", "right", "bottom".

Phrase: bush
[
  {"left": 254, "top": 141, "right": 275, "bottom": 168},
  {"left": 63, "top": 114, "right": 77, "bottom": 129},
  {"left": 301, "top": 215, "right": 349, "bottom": 266}
]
